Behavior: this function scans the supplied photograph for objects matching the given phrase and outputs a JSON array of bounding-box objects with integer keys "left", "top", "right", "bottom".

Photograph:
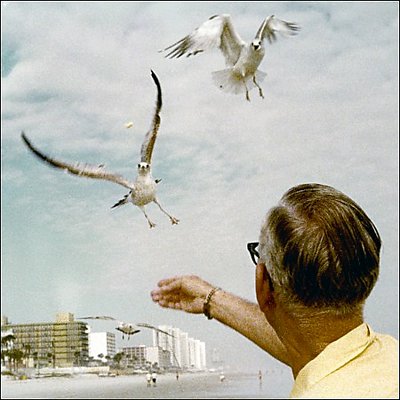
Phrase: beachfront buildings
[
  {"left": 1, "top": 313, "right": 89, "bottom": 368},
  {"left": 121, "top": 344, "right": 147, "bottom": 367},
  {"left": 88, "top": 331, "right": 116, "bottom": 362},
  {"left": 146, "top": 345, "right": 172, "bottom": 369},
  {"left": 120, "top": 344, "right": 171, "bottom": 370},
  {"left": 188, "top": 338, "right": 206, "bottom": 370},
  {"left": 1, "top": 314, "right": 207, "bottom": 372},
  {"left": 117, "top": 326, "right": 207, "bottom": 371},
  {"left": 152, "top": 325, "right": 206, "bottom": 370}
]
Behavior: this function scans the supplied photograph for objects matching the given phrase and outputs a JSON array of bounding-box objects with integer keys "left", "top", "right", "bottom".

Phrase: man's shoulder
[
  {"left": 371, "top": 329, "right": 398, "bottom": 358},
  {"left": 290, "top": 325, "right": 398, "bottom": 398},
  {"left": 375, "top": 330, "right": 398, "bottom": 344}
]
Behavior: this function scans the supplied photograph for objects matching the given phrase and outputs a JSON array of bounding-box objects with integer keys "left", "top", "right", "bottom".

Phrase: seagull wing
[
  {"left": 77, "top": 316, "right": 117, "bottom": 320},
  {"left": 255, "top": 15, "right": 300, "bottom": 44},
  {"left": 21, "top": 132, "right": 135, "bottom": 191},
  {"left": 136, "top": 323, "right": 175, "bottom": 338},
  {"left": 140, "top": 70, "right": 162, "bottom": 165},
  {"left": 162, "top": 14, "right": 245, "bottom": 66}
]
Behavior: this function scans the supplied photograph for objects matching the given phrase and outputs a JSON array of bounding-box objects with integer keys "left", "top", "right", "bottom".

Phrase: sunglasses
[{"left": 247, "top": 242, "right": 260, "bottom": 265}]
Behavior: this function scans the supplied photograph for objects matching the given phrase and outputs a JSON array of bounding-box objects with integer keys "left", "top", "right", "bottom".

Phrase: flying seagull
[
  {"left": 21, "top": 70, "right": 179, "bottom": 229},
  {"left": 77, "top": 316, "right": 174, "bottom": 340},
  {"left": 160, "top": 14, "right": 300, "bottom": 101}
]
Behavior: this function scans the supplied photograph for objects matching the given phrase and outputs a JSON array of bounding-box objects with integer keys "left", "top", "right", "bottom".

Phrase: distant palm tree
[
  {"left": 23, "top": 343, "right": 32, "bottom": 368},
  {"left": 0, "top": 349, "right": 6, "bottom": 367},
  {"left": 9, "top": 348, "right": 24, "bottom": 372},
  {"left": 113, "top": 352, "right": 124, "bottom": 369},
  {"left": 1, "top": 333, "right": 15, "bottom": 349},
  {"left": 1, "top": 334, "right": 15, "bottom": 368}
]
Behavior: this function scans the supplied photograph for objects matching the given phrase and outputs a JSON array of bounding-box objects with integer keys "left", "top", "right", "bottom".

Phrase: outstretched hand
[{"left": 151, "top": 275, "right": 215, "bottom": 314}]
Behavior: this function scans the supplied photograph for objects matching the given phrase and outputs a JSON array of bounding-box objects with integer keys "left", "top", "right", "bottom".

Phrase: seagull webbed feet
[
  {"left": 170, "top": 217, "right": 180, "bottom": 225},
  {"left": 153, "top": 199, "right": 179, "bottom": 226},
  {"left": 148, "top": 221, "right": 156, "bottom": 229}
]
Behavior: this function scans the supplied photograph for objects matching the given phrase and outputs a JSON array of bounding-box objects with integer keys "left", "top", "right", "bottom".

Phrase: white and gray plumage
[
  {"left": 21, "top": 70, "right": 179, "bottom": 229},
  {"left": 77, "top": 316, "right": 174, "bottom": 340},
  {"left": 161, "top": 14, "right": 300, "bottom": 101}
]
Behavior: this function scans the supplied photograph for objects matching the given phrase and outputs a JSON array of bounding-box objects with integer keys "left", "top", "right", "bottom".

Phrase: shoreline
[
  {"left": 1, "top": 370, "right": 276, "bottom": 399},
  {"left": 2, "top": 370, "right": 253, "bottom": 383}
]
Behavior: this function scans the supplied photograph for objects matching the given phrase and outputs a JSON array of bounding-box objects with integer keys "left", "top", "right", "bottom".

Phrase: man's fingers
[
  {"left": 157, "top": 276, "right": 180, "bottom": 288},
  {"left": 151, "top": 292, "right": 182, "bottom": 303},
  {"left": 157, "top": 299, "right": 182, "bottom": 310}
]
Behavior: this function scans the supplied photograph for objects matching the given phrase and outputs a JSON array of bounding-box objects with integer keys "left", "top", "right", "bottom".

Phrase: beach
[{"left": 1, "top": 370, "right": 292, "bottom": 398}]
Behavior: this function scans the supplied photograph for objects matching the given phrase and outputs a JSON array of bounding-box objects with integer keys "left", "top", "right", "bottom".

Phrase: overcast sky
[{"left": 1, "top": 1, "right": 398, "bottom": 394}]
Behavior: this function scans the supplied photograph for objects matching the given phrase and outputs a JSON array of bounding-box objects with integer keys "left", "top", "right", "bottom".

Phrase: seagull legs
[
  {"left": 253, "top": 76, "right": 264, "bottom": 99},
  {"left": 139, "top": 206, "right": 156, "bottom": 228},
  {"left": 243, "top": 80, "right": 251, "bottom": 102},
  {"left": 153, "top": 199, "right": 179, "bottom": 225}
]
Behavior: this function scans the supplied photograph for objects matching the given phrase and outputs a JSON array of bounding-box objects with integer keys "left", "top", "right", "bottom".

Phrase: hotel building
[
  {"left": 88, "top": 331, "right": 116, "bottom": 361},
  {"left": 152, "top": 325, "right": 206, "bottom": 370},
  {"left": 120, "top": 344, "right": 171, "bottom": 370},
  {"left": 1, "top": 313, "right": 89, "bottom": 368}
]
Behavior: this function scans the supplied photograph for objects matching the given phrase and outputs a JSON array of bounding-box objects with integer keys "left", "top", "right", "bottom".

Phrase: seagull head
[
  {"left": 251, "top": 39, "right": 263, "bottom": 51},
  {"left": 137, "top": 162, "right": 151, "bottom": 175}
]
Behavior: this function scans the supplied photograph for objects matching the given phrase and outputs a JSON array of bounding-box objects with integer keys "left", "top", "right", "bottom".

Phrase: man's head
[{"left": 258, "top": 183, "right": 381, "bottom": 316}]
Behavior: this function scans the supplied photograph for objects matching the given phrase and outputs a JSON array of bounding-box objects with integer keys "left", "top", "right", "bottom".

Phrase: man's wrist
[{"left": 203, "top": 287, "right": 222, "bottom": 319}]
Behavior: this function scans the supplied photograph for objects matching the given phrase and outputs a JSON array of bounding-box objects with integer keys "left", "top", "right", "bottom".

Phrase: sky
[{"left": 1, "top": 1, "right": 399, "bottom": 394}]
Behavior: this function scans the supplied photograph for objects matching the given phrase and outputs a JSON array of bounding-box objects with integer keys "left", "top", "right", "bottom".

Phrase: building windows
[{"left": 1, "top": 315, "right": 89, "bottom": 368}]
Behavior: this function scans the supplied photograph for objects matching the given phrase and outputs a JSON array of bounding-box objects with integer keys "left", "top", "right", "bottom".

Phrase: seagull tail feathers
[
  {"left": 212, "top": 69, "right": 267, "bottom": 95},
  {"left": 111, "top": 193, "right": 130, "bottom": 209}
]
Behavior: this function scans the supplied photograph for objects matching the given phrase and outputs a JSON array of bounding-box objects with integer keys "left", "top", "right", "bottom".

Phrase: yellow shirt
[{"left": 290, "top": 323, "right": 399, "bottom": 398}]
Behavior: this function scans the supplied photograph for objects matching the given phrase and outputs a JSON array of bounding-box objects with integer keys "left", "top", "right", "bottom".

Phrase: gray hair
[{"left": 258, "top": 184, "right": 381, "bottom": 315}]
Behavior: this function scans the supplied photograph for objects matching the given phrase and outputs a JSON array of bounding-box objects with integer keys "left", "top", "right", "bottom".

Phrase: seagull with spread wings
[
  {"left": 21, "top": 70, "right": 179, "bottom": 229},
  {"left": 161, "top": 14, "right": 300, "bottom": 101},
  {"left": 77, "top": 316, "right": 174, "bottom": 340}
]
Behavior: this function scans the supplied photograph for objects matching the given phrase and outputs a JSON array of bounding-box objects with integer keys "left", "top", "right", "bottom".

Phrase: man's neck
[{"left": 272, "top": 305, "right": 364, "bottom": 378}]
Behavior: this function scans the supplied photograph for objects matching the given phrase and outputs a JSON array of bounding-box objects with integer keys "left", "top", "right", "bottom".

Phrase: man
[
  {"left": 151, "top": 183, "right": 398, "bottom": 398},
  {"left": 146, "top": 371, "right": 151, "bottom": 387},
  {"left": 151, "top": 371, "right": 157, "bottom": 387}
]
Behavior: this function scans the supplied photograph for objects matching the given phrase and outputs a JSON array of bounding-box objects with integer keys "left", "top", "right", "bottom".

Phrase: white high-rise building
[
  {"left": 179, "top": 331, "right": 189, "bottom": 368},
  {"left": 199, "top": 341, "right": 206, "bottom": 370},
  {"left": 89, "top": 332, "right": 116, "bottom": 360},
  {"left": 146, "top": 346, "right": 172, "bottom": 369},
  {"left": 188, "top": 337, "right": 196, "bottom": 368},
  {"left": 153, "top": 325, "right": 207, "bottom": 370},
  {"left": 153, "top": 325, "right": 181, "bottom": 368},
  {"left": 194, "top": 339, "right": 202, "bottom": 369},
  {"left": 188, "top": 338, "right": 206, "bottom": 370}
]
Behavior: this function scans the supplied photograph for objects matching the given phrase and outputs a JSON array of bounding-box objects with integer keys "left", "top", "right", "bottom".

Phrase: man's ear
[{"left": 256, "top": 263, "right": 275, "bottom": 312}]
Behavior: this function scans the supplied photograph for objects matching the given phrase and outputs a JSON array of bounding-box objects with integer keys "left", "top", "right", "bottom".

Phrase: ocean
[{"left": 1, "top": 370, "right": 293, "bottom": 398}]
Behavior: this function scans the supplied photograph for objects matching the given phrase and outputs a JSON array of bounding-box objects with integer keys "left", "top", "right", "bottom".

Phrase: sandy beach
[{"left": 1, "top": 370, "right": 291, "bottom": 398}]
